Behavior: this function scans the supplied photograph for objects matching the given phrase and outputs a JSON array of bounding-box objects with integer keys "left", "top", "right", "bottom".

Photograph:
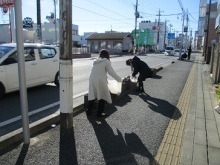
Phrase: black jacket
[{"left": 131, "top": 56, "right": 153, "bottom": 81}]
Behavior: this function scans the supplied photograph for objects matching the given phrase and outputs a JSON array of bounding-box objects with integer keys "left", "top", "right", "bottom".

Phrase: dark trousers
[
  {"left": 87, "top": 99, "right": 105, "bottom": 116},
  {"left": 138, "top": 77, "right": 144, "bottom": 90}
]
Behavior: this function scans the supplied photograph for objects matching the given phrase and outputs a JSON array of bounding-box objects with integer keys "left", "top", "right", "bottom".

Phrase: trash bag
[
  {"left": 182, "top": 53, "right": 187, "bottom": 59},
  {"left": 107, "top": 80, "right": 122, "bottom": 95}
]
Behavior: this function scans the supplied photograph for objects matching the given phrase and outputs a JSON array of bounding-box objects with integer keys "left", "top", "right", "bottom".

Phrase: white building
[
  {"left": 0, "top": 24, "right": 34, "bottom": 44},
  {"left": 33, "top": 22, "right": 80, "bottom": 46},
  {"left": 139, "top": 20, "right": 167, "bottom": 51},
  {"left": 0, "top": 22, "right": 80, "bottom": 46},
  {"left": 79, "top": 32, "right": 97, "bottom": 46}
]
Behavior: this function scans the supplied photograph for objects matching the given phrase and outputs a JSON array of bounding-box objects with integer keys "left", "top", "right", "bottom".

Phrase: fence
[{"left": 72, "top": 47, "right": 89, "bottom": 54}]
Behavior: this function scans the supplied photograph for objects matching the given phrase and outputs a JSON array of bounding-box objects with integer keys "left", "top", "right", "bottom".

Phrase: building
[
  {"left": 197, "top": 0, "right": 207, "bottom": 50},
  {"left": 0, "top": 21, "right": 81, "bottom": 46},
  {"left": 86, "top": 32, "right": 133, "bottom": 54},
  {"left": 79, "top": 32, "right": 97, "bottom": 46},
  {"left": 33, "top": 21, "right": 80, "bottom": 46},
  {"left": 0, "top": 24, "right": 34, "bottom": 44},
  {"left": 131, "top": 28, "right": 154, "bottom": 52},
  {"left": 139, "top": 20, "right": 167, "bottom": 51},
  {"left": 203, "top": 1, "right": 218, "bottom": 63}
]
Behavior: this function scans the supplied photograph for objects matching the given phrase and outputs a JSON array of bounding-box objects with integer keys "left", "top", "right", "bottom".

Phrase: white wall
[{"left": 0, "top": 24, "right": 34, "bottom": 43}]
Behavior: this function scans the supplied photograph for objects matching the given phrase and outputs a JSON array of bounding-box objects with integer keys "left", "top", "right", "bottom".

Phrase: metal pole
[
  {"left": 164, "top": 20, "right": 167, "bottom": 50},
  {"left": 54, "top": 0, "right": 57, "bottom": 46},
  {"left": 10, "top": 7, "right": 16, "bottom": 43},
  {"left": 36, "top": 0, "right": 42, "bottom": 43},
  {"left": 59, "top": 0, "right": 73, "bottom": 129},
  {"left": 14, "top": 0, "right": 30, "bottom": 144},
  {"left": 179, "top": 11, "right": 185, "bottom": 60},
  {"left": 157, "top": 9, "right": 161, "bottom": 51}
]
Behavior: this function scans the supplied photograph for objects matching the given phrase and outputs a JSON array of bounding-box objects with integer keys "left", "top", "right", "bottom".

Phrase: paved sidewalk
[
  {"left": 180, "top": 56, "right": 220, "bottom": 165},
  {"left": 155, "top": 55, "right": 220, "bottom": 164}
]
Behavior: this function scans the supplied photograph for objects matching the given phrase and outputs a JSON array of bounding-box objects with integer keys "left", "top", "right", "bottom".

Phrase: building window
[{"left": 72, "top": 30, "right": 78, "bottom": 35}]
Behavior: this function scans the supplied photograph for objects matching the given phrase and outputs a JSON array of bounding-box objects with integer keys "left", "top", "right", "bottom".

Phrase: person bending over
[{"left": 126, "top": 56, "right": 153, "bottom": 92}]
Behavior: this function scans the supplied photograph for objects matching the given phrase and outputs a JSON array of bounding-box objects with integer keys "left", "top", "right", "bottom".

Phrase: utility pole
[
  {"left": 36, "top": 0, "right": 42, "bottom": 43},
  {"left": 190, "top": 29, "right": 192, "bottom": 46},
  {"left": 133, "top": 0, "right": 138, "bottom": 54},
  {"left": 164, "top": 20, "right": 167, "bottom": 50},
  {"left": 179, "top": 11, "right": 185, "bottom": 60},
  {"left": 185, "top": 9, "right": 189, "bottom": 49},
  {"left": 54, "top": 0, "right": 57, "bottom": 46},
  {"left": 204, "top": 0, "right": 212, "bottom": 59},
  {"left": 157, "top": 9, "right": 163, "bottom": 51},
  {"left": 59, "top": 0, "right": 73, "bottom": 129}
]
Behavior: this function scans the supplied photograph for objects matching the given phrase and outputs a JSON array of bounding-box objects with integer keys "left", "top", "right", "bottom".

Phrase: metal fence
[{"left": 72, "top": 47, "right": 89, "bottom": 54}]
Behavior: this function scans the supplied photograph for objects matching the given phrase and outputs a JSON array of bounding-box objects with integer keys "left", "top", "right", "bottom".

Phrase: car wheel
[
  {"left": 54, "top": 72, "right": 59, "bottom": 86},
  {"left": 0, "top": 83, "right": 5, "bottom": 98}
]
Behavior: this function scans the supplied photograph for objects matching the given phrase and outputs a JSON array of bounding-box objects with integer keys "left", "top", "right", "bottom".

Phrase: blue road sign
[{"left": 167, "top": 33, "right": 175, "bottom": 39}]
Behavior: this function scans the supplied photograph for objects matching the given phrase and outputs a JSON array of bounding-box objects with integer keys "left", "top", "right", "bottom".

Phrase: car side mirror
[{"left": 3, "top": 58, "right": 17, "bottom": 65}]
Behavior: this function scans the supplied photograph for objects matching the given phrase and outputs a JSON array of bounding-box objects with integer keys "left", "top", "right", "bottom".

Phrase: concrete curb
[{"left": 0, "top": 64, "right": 169, "bottom": 151}]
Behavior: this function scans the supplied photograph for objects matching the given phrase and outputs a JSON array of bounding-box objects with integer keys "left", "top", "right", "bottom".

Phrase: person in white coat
[{"left": 86, "top": 49, "right": 122, "bottom": 117}]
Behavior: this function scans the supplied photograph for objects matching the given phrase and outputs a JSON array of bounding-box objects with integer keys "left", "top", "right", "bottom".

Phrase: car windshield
[
  {"left": 166, "top": 47, "right": 174, "bottom": 50},
  {"left": 0, "top": 46, "right": 14, "bottom": 59}
]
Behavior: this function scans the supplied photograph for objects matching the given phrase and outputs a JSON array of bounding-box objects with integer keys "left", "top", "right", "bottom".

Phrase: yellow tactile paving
[{"left": 155, "top": 61, "right": 197, "bottom": 165}]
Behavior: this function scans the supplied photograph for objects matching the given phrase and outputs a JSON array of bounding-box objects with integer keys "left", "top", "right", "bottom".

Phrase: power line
[
  {"left": 72, "top": 5, "right": 133, "bottom": 26},
  {"left": 85, "top": 0, "right": 130, "bottom": 19},
  {"left": 188, "top": 13, "right": 198, "bottom": 22}
]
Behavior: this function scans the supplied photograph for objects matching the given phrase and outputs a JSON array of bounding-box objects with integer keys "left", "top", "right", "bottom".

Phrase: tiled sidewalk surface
[{"left": 155, "top": 55, "right": 220, "bottom": 165}]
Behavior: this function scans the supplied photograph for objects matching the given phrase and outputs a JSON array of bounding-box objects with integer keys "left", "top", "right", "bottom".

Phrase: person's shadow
[
  {"left": 152, "top": 74, "right": 162, "bottom": 79},
  {"left": 89, "top": 118, "right": 158, "bottom": 165},
  {"left": 138, "top": 92, "right": 181, "bottom": 120}
]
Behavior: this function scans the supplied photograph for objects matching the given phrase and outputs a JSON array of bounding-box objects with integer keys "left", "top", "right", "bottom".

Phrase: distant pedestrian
[
  {"left": 87, "top": 49, "right": 122, "bottom": 117},
  {"left": 126, "top": 56, "right": 153, "bottom": 92},
  {"left": 187, "top": 46, "right": 192, "bottom": 60}
]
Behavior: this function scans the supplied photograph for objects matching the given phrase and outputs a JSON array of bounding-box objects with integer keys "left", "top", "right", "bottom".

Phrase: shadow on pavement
[
  {"left": 139, "top": 93, "right": 181, "bottom": 120},
  {"left": 15, "top": 144, "right": 29, "bottom": 165},
  {"left": 152, "top": 75, "right": 162, "bottom": 79},
  {"left": 88, "top": 118, "right": 158, "bottom": 165},
  {"left": 59, "top": 126, "right": 78, "bottom": 165}
]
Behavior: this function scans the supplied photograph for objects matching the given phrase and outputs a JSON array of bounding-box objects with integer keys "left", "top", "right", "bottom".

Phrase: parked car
[
  {"left": 164, "top": 46, "right": 175, "bottom": 56},
  {"left": 174, "top": 49, "right": 184, "bottom": 53},
  {"left": 0, "top": 43, "right": 59, "bottom": 98}
]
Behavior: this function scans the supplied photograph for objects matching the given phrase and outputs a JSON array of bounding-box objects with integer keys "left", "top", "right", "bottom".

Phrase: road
[{"left": 0, "top": 53, "right": 178, "bottom": 136}]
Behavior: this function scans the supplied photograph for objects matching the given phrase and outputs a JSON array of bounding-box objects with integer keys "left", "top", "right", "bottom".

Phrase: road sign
[{"left": 167, "top": 33, "right": 175, "bottom": 39}]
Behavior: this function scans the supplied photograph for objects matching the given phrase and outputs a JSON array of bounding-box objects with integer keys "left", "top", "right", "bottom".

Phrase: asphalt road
[{"left": 0, "top": 53, "right": 178, "bottom": 136}]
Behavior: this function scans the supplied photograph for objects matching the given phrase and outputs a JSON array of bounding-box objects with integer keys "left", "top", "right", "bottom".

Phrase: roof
[{"left": 85, "top": 32, "right": 133, "bottom": 40}]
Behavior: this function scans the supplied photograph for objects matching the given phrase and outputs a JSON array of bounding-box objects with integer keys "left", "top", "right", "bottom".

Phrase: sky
[{"left": 0, "top": 0, "right": 200, "bottom": 36}]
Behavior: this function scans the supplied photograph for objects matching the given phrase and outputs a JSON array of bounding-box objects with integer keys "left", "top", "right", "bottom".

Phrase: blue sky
[{"left": 0, "top": 0, "right": 200, "bottom": 35}]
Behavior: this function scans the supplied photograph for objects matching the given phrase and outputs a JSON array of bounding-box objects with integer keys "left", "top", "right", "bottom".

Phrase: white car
[
  {"left": 0, "top": 43, "right": 59, "bottom": 98},
  {"left": 164, "top": 46, "right": 175, "bottom": 56}
]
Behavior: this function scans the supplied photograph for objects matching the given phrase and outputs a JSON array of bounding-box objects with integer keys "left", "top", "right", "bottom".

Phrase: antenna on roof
[{"left": 111, "top": 25, "right": 112, "bottom": 32}]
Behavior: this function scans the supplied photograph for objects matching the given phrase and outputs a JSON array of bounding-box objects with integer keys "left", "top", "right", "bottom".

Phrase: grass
[{"left": 215, "top": 85, "right": 220, "bottom": 103}]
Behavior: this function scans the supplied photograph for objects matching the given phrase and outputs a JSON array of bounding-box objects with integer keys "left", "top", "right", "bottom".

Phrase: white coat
[{"left": 88, "top": 58, "right": 122, "bottom": 104}]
